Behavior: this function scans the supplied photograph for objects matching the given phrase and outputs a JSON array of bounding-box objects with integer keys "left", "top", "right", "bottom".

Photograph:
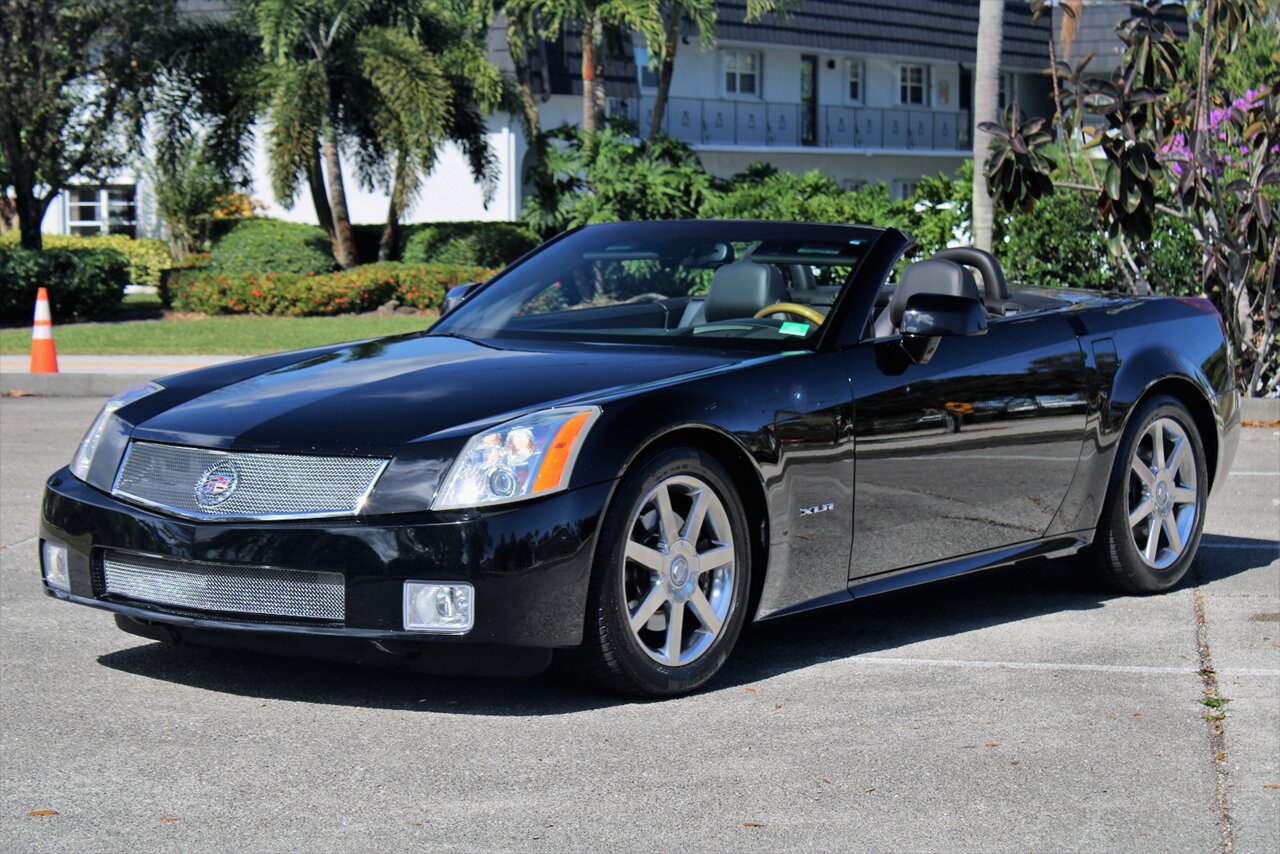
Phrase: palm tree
[
  {"left": 160, "top": 1, "right": 502, "bottom": 268},
  {"left": 972, "top": 0, "right": 1004, "bottom": 252},
  {"left": 644, "top": 0, "right": 791, "bottom": 143},
  {"left": 519, "top": 0, "right": 665, "bottom": 132}
]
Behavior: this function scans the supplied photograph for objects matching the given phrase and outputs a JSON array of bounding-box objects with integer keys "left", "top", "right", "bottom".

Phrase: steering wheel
[{"left": 754, "top": 303, "right": 826, "bottom": 326}]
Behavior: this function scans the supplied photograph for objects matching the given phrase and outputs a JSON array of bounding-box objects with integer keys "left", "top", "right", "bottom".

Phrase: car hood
[{"left": 131, "top": 333, "right": 745, "bottom": 454}]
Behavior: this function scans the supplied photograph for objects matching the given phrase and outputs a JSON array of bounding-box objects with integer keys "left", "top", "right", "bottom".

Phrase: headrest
[
  {"left": 704, "top": 260, "right": 786, "bottom": 322},
  {"left": 890, "top": 259, "right": 980, "bottom": 326},
  {"left": 930, "top": 247, "right": 1010, "bottom": 300}
]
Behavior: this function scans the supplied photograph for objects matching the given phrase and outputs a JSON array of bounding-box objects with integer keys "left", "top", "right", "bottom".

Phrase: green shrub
[
  {"left": 402, "top": 221, "right": 538, "bottom": 267},
  {"left": 168, "top": 262, "right": 492, "bottom": 316},
  {"left": 209, "top": 218, "right": 335, "bottom": 275},
  {"left": 0, "top": 232, "right": 172, "bottom": 286},
  {"left": 996, "top": 188, "right": 1199, "bottom": 292},
  {"left": 0, "top": 246, "right": 129, "bottom": 321}
]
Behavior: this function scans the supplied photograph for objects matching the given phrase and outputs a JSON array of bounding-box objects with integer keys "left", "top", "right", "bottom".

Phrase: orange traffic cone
[{"left": 30, "top": 287, "right": 59, "bottom": 374}]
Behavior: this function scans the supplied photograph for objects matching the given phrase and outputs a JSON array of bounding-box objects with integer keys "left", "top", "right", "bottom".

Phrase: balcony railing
[{"left": 614, "top": 97, "right": 971, "bottom": 152}]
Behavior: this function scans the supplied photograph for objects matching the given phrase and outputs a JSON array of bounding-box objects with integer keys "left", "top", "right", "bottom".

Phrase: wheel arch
[
  {"left": 1117, "top": 375, "right": 1219, "bottom": 494},
  {"left": 617, "top": 424, "right": 771, "bottom": 624}
]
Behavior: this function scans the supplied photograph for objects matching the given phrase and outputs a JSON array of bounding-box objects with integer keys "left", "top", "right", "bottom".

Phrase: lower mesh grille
[{"left": 102, "top": 551, "right": 344, "bottom": 622}]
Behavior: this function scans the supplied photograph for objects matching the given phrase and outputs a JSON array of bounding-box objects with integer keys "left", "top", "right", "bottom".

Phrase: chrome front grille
[
  {"left": 112, "top": 441, "right": 388, "bottom": 521},
  {"left": 102, "top": 551, "right": 344, "bottom": 622}
]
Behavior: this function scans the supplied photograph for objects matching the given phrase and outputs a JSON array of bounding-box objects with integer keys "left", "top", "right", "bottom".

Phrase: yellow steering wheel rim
[{"left": 753, "top": 302, "right": 826, "bottom": 326}]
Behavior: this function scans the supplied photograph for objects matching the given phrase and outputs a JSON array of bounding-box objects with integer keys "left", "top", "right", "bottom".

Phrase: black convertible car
[{"left": 40, "top": 221, "right": 1240, "bottom": 696}]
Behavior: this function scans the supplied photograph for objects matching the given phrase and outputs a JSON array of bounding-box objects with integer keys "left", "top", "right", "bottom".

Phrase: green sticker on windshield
[{"left": 779, "top": 321, "right": 810, "bottom": 336}]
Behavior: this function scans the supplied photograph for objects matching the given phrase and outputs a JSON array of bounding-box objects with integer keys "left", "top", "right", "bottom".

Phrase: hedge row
[
  {"left": 0, "top": 246, "right": 129, "bottom": 321},
  {"left": 203, "top": 218, "right": 538, "bottom": 273},
  {"left": 0, "top": 233, "right": 172, "bottom": 286},
  {"left": 165, "top": 262, "right": 492, "bottom": 317},
  {"left": 402, "top": 221, "right": 538, "bottom": 267}
]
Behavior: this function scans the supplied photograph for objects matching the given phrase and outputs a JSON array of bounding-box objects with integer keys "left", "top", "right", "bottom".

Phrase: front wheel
[
  {"left": 1087, "top": 395, "right": 1208, "bottom": 593},
  {"left": 571, "top": 449, "right": 751, "bottom": 697}
]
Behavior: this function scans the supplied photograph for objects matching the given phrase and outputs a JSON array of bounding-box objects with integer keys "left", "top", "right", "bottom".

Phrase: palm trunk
[
  {"left": 972, "top": 0, "right": 1004, "bottom": 252},
  {"left": 318, "top": 94, "right": 357, "bottom": 269},
  {"left": 379, "top": 200, "right": 399, "bottom": 263},
  {"left": 646, "top": 9, "right": 682, "bottom": 142},
  {"left": 379, "top": 152, "right": 407, "bottom": 262},
  {"left": 581, "top": 16, "right": 602, "bottom": 132},
  {"left": 307, "top": 143, "right": 339, "bottom": 257}
]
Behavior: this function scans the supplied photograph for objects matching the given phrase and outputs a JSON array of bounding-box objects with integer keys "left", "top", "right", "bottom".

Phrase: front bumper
[{"left": 40, "top": 467, "right": 613, "bottom": 672}]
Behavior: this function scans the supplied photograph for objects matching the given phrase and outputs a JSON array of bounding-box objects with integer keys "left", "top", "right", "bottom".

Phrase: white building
[{"left": 41, "top": 0, "right": 1052, "bottom": 239}]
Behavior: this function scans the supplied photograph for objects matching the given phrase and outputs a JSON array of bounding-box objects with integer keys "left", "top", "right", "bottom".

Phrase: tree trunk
[
  {"left": 10, "top": 164, "right": 49, "bottom": 250},
  {"left": 1192, "top": 0, "right": 1217, "bottom": 161},
  {"left": 319, "top": 113, "right": 357, "bottom": 269},
  {"left": 307, "top": 142, "right": 339, "bottom": 257},
  {"left": 647, "top": 8, "right": 682, "bottom": 142},
  {"left": 379, "top": 200, "right": 398, "bottom": 263},
  {"left": 972, "top": 0, "right": 1004, "bottom": 253},
  {"left": 581, "top": 16, "right": 603, "bottom": 132},
  {"left": 379, "top": 152, "right": 407, "bottom": 262}
]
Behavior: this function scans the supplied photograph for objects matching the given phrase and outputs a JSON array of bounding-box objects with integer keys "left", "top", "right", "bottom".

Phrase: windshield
[{"left": 432, "top": 221, "right": 882, "bottom": 349}]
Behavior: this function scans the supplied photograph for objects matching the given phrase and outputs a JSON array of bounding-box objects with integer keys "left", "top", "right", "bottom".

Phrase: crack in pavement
[{"left": 1194, "top": 570, "right": 1234, "bottom": 854}]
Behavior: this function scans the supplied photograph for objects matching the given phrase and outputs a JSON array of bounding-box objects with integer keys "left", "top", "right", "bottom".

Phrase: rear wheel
[
  {"left": 571, "top": 449, "right": 750, "bottom": 697},
  {"left": 1087, "top": 395, "right": 1207, "bottom": 593}
]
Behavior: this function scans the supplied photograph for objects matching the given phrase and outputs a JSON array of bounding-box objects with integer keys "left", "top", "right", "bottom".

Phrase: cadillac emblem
[{"left": 195, "top": 461, "right": 240, "bottom": 507}]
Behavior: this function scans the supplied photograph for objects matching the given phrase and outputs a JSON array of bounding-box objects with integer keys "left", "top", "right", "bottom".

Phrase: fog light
[
  {"left": 42, "top": 541, "right": 70, "bottom": 592},
  {"left": 403, "top": 582, "right": 473, "bottom": 633}
]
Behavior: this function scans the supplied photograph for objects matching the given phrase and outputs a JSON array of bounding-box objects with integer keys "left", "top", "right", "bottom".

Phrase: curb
[
  {"left": 1, "top": 373, "right": 160, "bottom": 398},
  {"left": 1242, "top": 396, "right": 1280, "bottom": 422},
  {"left": 5, "top": 371, "right": 1280, "bottom": 418}
]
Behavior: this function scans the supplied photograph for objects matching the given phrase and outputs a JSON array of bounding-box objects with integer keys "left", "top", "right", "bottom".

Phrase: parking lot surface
[{"left": 1, "top": 397, "right": 1276, "bottom": 852}]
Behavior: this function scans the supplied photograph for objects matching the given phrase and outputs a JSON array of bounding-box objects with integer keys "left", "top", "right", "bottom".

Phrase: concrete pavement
[{"left": 0, "top": 398, "right": 1276, "bottom": 852}]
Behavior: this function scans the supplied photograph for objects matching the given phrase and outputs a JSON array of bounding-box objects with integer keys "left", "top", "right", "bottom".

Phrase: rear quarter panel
[{"left": 1046, "top": 296, "right": 1238, "bottom": 535}]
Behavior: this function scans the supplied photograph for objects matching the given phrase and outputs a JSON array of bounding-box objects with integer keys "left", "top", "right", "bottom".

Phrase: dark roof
[
  {"left": 1058, "top": 1, "right": 1188, "bottom": 73},
  {"left": 715, "top": 1, "right": 1050, "bottom": 70}
]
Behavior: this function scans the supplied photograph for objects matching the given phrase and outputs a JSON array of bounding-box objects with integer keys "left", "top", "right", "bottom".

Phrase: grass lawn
[{"left": 0, "top": 313, "right": 435, "bottom": 355}]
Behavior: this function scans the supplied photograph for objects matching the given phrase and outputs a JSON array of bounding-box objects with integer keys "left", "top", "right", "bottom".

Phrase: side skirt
[
  {"left": 849, "top": 533, "right": 1092, "bottom": 599},
  {"left": 754, "top": 532, "right": 1093, "bottom": 622}
]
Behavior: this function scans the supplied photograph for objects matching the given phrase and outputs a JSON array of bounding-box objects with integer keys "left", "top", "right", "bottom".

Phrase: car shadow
[{"left": 96, "top": 534, "right": 1277, "bottom": 716}]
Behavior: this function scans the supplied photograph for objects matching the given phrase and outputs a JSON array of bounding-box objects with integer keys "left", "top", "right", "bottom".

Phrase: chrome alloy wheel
[
  {"left": 622, "top": 474, "right": 736, "bottom": 666},
  {"left": 1126, "top": 416, "right": 1199, "bottom": 570}
]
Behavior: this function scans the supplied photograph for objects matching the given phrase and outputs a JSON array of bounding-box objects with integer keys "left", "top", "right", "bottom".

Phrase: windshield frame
[{"left": 430, "top": 220, "right": 892, "bottom": 353}]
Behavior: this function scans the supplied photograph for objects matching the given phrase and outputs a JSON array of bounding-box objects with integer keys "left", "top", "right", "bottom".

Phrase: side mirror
[
  {"left": 898, "top": 292, "right": 988, "bottom": 365},
  {"left": 440, "top": 282, "right": 479, "bottom": 317}
]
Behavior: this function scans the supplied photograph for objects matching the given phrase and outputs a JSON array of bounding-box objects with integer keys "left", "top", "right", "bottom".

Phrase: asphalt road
[{"left": 1, "top": 397, "right": 1276, "bottom": 853}]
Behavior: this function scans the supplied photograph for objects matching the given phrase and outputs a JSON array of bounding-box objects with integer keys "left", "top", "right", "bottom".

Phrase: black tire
[
  {"left": 568, "top": 448, "right": 751, "bottom": 697},
  {"left": 1085, "top": 395, "right": 1208, "bottom": 593}
]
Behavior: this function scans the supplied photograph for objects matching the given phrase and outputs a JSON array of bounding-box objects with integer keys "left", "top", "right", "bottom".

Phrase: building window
[
  {"left": 634, "top": 46, "right": 658, "bottom": 90},
  {"left": 66, "top": 185, "right": 136, "bottom": 237},
  {"left": 899, "top": 65, "right": 927, "bottom": 106},
  {"left": 846, "top": 60, "right": 864, "bottom": 103},
  {"left": 723, "top": 51, "right": 760, "bottom": 97},
  {"left": 999, "top": 72, "right": 1017, "bottom": 110},
  {"left": 893, "top": 179, "right": 919, "bottom": 200}
]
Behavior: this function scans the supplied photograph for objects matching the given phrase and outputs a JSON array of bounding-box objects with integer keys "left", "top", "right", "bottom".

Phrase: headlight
[
  {"left": 432, "top": 406, "right": 601, "bottom": 510},
  {"left": 70, "top": 382, "right": 163, "bottom": 481}
]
